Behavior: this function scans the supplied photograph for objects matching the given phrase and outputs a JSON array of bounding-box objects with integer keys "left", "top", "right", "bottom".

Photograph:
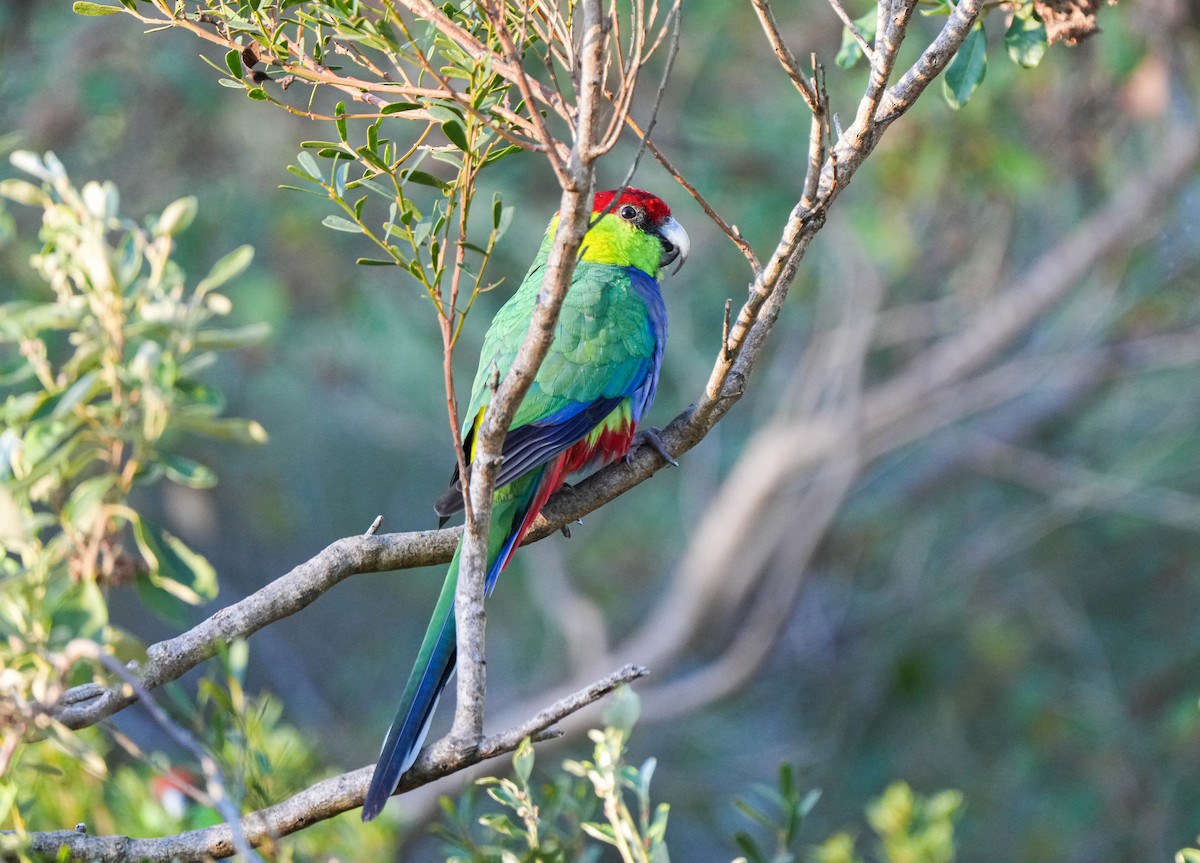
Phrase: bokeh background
[{"left": 3, "top": 1, "right": 1200, "bottom": 860}]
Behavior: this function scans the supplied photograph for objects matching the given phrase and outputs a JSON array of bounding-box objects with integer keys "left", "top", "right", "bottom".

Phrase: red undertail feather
[{"left": 495, "top": 414, "right": 637, "bottom": 575}]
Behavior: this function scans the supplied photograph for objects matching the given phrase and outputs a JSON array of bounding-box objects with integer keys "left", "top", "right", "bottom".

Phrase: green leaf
[
  {"left": 51, "top": 370, "right": 101, "bottom": 418},
  {"left": 72, "top": 1, "right": 123, "bottom": 15},
  {"left": 483, "top": 144, "right": 523, "bottom": 166},
  {"left": 1005, "top": 11, "right": 1047, "bottom": 68},
  {"left": 835, "top": 9, "right": 878, "bottom": 69},
  {"left": 225, "top": 638, "right": 250, "bottom": 682},
  {"left": 132, "top": 517, "right": 218, "bottom": 604},
  {"left": 333, "top": 161, "right": 350, "bottom": 198},
  {"left": 942, "top": 23, "right": 987, "bottom": 110},
  {"left": 601, "top": 685, "right": 641, "bottom": 733},
  {"left": 246, "top": 88, "right": 268, "bottom": 101},
  {"left": 193, "top": 322, "right": 271, "bottom": 350},
  {"left": 296, "top": 150, "right": 322, "bottom": 179},
  {"left": 734, "top": 831, "right": 768, "bottom": 863},
  {"left": 176, "top": 415, "right": 269, "bottom": 444},
  {"left": 403, "top": 169, "right": 449, "bottom": 190},
  {"left": 779, "top": 762, "right": 796, "bottom": 799},
  {"left": 442, "top": 119, "right": 470, "bottom": 152},
  {"left": 380, "top": 101, "right": 421, "bottom": 114},
  {"left": 197, "top": 245, "right": 255, "bottom": 293},
  {"left": 512, "top": 737, "right": 534, "bottom": 786},
  {"left": 734, "top": 799, "right": 777, "bottom": 831},
  {"left": 0, "top": 178, "right": 48, "bottom": 207},
  {"left": 161, "top": 453, "right": 218, "bottom": 489},
  {"left": 61, "top": 476, "right": 115, "bottom": 534},
  {"left": 478, "top": 813, "right": 521, "bottom": 838},
  {"left": 356, "top": 257, "right": 396, "bottom": 266},
  {"left": 581, "top": 822, "right": 618, "bottom": 845},
  {"left": 156, "top": 196, "right": 198, "bottom": 237},
  {"left": 335, "top": 100, "right": 348, "bottom": 142},
  {"left": 322, "top": 214, "right": 363, "bottom": 233},
  {"left": 225, "top": 48, "right": 243, "bottom": 80}
]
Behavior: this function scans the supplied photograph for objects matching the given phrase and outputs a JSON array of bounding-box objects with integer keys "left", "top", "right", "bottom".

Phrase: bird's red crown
[{"left": 593, "top": 188, "right": 671, "bottom": 224}]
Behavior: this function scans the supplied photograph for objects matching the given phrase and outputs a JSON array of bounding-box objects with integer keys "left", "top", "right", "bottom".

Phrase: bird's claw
[
  {"left": 560, "top": 518, "right": 583, "bottom": 538},
  {"left": 632, "top": 427, "right": 678, "bottom": 467}
]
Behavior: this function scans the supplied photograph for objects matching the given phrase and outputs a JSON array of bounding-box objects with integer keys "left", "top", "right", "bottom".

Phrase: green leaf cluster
[
  {"left": 0, "top": 153, "right": 269, "bottom": 838},
  {"left": 836, "top": 0, "right": 1049, "bottom": 109},
  {"left": 0, "top": 151, "right": 267, "bottom": 621},
  {"left": 733, "top": 763, "right": 821, "bottom": 863},
  {"left": 2, "top": 643, "right": 398, "bottom": 863},
  {"left": 439, "top": 700, "right": 963, "bottom": 863},
  {"left": 438, "top": 688, "right": 669, "bottom": 863},
  {"left": 134, "top": 0, "right": 549, "bottom": 345},
  {"left": 812, "top": 782, "right": 962, "bottom": 863}
]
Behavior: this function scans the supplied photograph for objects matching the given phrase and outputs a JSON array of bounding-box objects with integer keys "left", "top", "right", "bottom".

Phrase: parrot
[{"left": 360, "top": 188, "right": 689, "bottom": 822}]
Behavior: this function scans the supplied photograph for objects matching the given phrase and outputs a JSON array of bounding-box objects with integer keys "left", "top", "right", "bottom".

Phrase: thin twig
[
  {"left": 628, "top": 122, "right": 761, "bottom": 272},
  {"left": 749, "top": 0, "right": 819, "bottom": 111},
  {"left": 827, "top": 0, "right": 875, "bottom": 65}
]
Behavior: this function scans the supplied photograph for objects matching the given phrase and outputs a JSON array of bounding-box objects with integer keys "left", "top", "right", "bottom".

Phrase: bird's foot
[
  {"left": 553, "top": 483, "right": 582, "bottom": 537},
  {"left": 632, "top": 427, "right": 679, "bottom": 467}
]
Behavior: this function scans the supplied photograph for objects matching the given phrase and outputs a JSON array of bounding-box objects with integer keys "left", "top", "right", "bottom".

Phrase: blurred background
[{"left": 3, "top": 0, "right": 1200, "bottom": 860}]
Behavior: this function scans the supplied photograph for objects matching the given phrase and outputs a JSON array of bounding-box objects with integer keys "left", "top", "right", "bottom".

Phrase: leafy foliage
[
  {"left": 811, "top": 782, "right": 962, "bottom": 863},
  {"left": 837, "top": 0, "right": 1049, "bottom": 108},
  {"left": 0, "top": 151, "right": 267, "bottom": 625},
  {"left": 0, "top": 153, "right": 277, "bottom": 847},
  {"left": 437, "top": 689, "right": 670, "bottom": 863},
  {"left": 437, "top": 698, "right": 962, "bottom": 863},
  {"left": 732, "top": 763, "right": 821, "bottom": 863},
  {"left": 3, "top": 642, "right": 399, "bottom": 863}
]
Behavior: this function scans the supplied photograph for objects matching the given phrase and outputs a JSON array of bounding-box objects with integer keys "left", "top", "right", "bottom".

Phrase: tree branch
[{"left": 15, "top": 665, "right": 647, "bottom": 863}]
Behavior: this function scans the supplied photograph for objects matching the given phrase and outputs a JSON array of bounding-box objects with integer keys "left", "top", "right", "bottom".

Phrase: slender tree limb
[
  {"left": 749, "top": 0, "right": 819, "bottom": 111},
  {"left": 14, "top": 665, "right": 646, "bottom": 863},
  {"left": 54, "top": 529, "right": 455, "bottom": 729}
]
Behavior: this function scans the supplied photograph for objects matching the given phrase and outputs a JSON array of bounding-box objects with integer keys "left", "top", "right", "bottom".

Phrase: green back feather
[{"left": 464, "top": 212, "right": 660, "bottom": 429}]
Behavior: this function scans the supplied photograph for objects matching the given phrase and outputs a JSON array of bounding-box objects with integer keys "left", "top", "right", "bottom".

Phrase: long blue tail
[
  {"left": 361, "top": 551, "right": 460, "bottom": 821},
  {"left": 361, "top": 480, "right": 538, "bottom": 821}
]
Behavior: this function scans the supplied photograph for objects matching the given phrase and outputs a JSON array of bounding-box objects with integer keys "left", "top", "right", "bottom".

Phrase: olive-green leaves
[
  {"left": 943, "top": 23, "right": 988, "bottom": 110},
  {"left": 1, "top": 151, "right": 267, "bottom": 629},
  {"left": 836, "top": 1, "right": 1049, "bottom": 109}
]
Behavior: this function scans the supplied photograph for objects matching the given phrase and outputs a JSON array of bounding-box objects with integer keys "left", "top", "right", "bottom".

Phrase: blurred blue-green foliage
[{"left": 3, "top": 1, "right": 1200, "bottom": 861}]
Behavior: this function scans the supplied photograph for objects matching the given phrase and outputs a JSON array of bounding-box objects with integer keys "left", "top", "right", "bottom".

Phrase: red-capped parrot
[{"left": 361, "top": 188, "right": 688, "bottom": 821}]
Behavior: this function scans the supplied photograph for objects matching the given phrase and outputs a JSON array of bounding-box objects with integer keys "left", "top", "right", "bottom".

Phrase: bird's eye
[{"left": 619, "top": 205, "right": 639, "bottom": 221}]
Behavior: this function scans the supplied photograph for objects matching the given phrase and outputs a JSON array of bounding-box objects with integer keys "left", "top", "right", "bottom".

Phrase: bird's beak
[{"left": 656, "top": 216, "right": 690, "bottom": 275}]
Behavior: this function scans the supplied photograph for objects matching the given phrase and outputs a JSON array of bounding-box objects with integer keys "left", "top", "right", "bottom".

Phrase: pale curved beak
[{"left": 656, "top": 216, "right": 690, "bottom": 275}]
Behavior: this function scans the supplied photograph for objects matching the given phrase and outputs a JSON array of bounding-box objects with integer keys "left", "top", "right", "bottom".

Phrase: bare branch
[{"left": 54, "top": 529, "right": 457, "bottom": 730}]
